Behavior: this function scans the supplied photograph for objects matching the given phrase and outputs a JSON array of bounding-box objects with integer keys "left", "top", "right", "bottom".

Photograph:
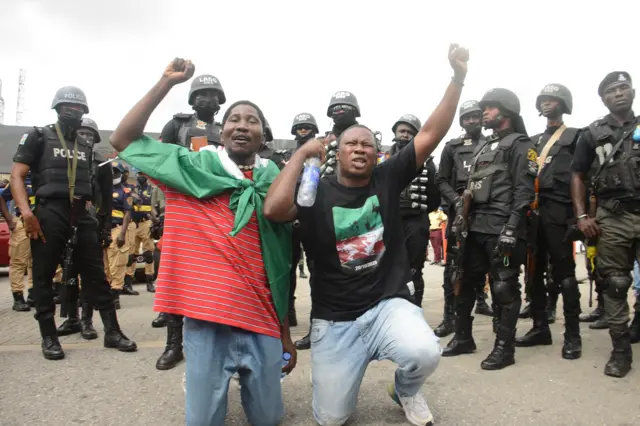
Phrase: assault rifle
[
  {"left": 451, "top": 189, "right": 473, "bottom": 296},
  {"left": 59, "top": 197, "right": 82, "bottom": 318},
  {"left": 524, "top": 178, "right": 540, "bottom": 299}
]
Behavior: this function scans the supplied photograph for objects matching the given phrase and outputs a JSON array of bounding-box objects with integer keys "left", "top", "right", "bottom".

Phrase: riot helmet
[
  {"left": 51, "top": 86, "right": 89, "bottom": 113},
  {"left": 479, "top": 88, "right": 521, "bottom": 116},
  {"left": 188, "top": 75, "right": 226, "bottom": 105},
  {"left": 264, "top": 119, "right": 274, "bottom": 143},
  {"left": 326, "top": 91, "right": 361, "bottom": 118},
  {"left": 78, "top": 117, "right": 101, "bottom": 144},
  {"left": 458, "top": 100, "right": 482, "bottom": 125},
  {"left": 290, "top": 112, "right": 319, "bottom": 135},
  {"left": 535, "top": 83, "right": 573, "bottom": 115},
  {"left": 392, "top": 114, "right": 421, "bottom": 134}
]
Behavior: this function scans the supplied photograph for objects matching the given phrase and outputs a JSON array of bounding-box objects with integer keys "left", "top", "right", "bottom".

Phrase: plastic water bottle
[
  {"left": 297, "top": 157, "right": 322, "bottom": 207},
  {"left": 281, "top": 352, "right": 292, "bottom": 382}
]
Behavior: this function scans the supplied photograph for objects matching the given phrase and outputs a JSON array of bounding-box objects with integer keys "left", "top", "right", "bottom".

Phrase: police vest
[
  {"left": 399, "top": 161, "right": 432, "bottom": 214},
  {"left": 34, "top": 126, "right": 92, "bottom": 199},
  {"left": 448, "top": 136, "right": 481, "bottom": 193},
  {"left": 321, "top": 145, "right": 338, "bottom": 178},
  {"left": 175, "top": 114, "right": 222, "bottom": 149},
  {"left": 468, "top": 133, "right": 525, "bottom": 218},
  {"left": 534, "top": 127, "right": 579, "bottom": 204},
  {"left": 133, "top": 185, "right": 153, "bottom": 216},
  {"left": 587, "top": 117, "right": 640, "bottom": 203},
  {"left": 111, "top": 186, "right": 129, "bottom": 225}
]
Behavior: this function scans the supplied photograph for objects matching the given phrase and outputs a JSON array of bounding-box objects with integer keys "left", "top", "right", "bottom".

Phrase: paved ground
[{"left": 1, "top": 257, "right": 639, "bottom": 426}]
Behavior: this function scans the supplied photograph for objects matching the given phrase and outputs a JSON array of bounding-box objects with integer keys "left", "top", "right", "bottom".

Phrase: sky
[{"left": 0, "top": 0, "right": 638, "bottom": 163}]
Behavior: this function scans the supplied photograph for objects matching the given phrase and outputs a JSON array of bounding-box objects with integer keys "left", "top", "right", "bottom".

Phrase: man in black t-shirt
[{"left": 264, "top": 44, "right": 469, "bottom": 426}]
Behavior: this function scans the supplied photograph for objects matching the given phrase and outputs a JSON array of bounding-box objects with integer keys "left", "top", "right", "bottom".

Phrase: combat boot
[
  {"left": 145, "top": 274, "right": 156, "bottom": 293},
  {"left": 580, "top": 294, "right": 604, "bottom": 322},
  {"left": 546, "top": 292, "right": 558, "bottom": 324},
  {"left": 57, "top": 288, "right": 82, "bottom": 336},
  {"left": 12, "top": 292, "right": 30, "bottom": 312},
  {"left": 515, "top": 309, "right": 552, "bottom": 347},
  {"left": 519, "top": 300, "right": 532, "bottom": 319},
  {"left": 481, "top": 325, "right": 516, "bottom": 370},
  {"left": 604, "top": 327, "right": 632, "bottom": 378},
  {"left": 99, "top": 308, "right": 137, "bottom": 352},
  {"left": 475, "top": 291, "right": 493, "bottom": 316},
  {"left": 156, "top": 315, "right": 184, "bottom": 370},
  {"left": 121, "top": 275, "right": 139, "bottom": 296},
  {"left": 629, "top": 313, "right": 640, "bottom": 344},
  {"left": 295, "top": 327, "right": 311, "bottom": 350},
  {"left": 589, "top": 296, "right": 609, "bottom": 329},
  {"left": 39, "top": 318, "right": 64, "bottom": 360},
  {"left": 562, "top": 316, "right": 582, "bottom": 360},
  {"left": 442, "top": 316, "right": 476, "bottom": 357},
  {"left": 80, "top": 300, "right": 98, "bottom": 340},
  {"left": 492, "top": 302, "right": 500, "bottom": 334},
  {"left": 151, "top": 312, "right": 168, "bottom": 328},
  {"left": 434, "top": 296, "right": 455, "bottom": 338},
  {"left": 27, "top": 288, "right": 35, "bottom": 307}
]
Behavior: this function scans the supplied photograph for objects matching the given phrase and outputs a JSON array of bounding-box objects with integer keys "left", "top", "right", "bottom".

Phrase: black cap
[{"left": 598, "top": 71, "right": 632, "bottom": 97}]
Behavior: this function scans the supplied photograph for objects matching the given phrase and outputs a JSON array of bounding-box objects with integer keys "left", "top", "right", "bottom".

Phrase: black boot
[
  {"left": 39, "top": 319, "right": 65, "bottom": 360},
  {"left": 121, "top": 275, "right": 139, "bottom": 296},
  {"left": 481, "top": 325, "right": 516, "bottom": 370},
  {"left": 151, "top": 312, "right": 168, "bottom": 328},
  {"left": 295, "top": 327, "right": 311, "bottom": 350},
  {"left": 156, "top": 315, "right": 184, "bottom": 370},
  {"left": 562, "top": 316, "right": 582, "bottom": 360},
  {"left": 630, "top": 313, "right": 640, "bottom": 344},
  {"left": 519, "top": 300, "right": 532, "bottom": 319},
  {"left": 546, "top": 292, "right": 558, "bottom": 324},
  {"left": 492, "top": 302, "right": 500, "bottom": 334},
  {"left": 442, "top": 316, "right": 476, "bottom": 357},
  {"left": 434, "top": 296, "right": 455, "bottom": 338},
  {"left": 57, "top": 301, "right": 82, "bottom": 337},
  {"left": 288, "top": 309, "right": 298, "bottom": 327},
  {"left": 99, "top": 308, "right": 137, "bottom": 352},
  {"left": 80, "top": 300, "right": 98, "bottom": 340},
  {"left": 475, "top": 291, "right": 493, "bottom": 316},
  {"left": 515, "top": 310, "right": 552, "bottom": 347},
  {"left": 145, "top": 274, "right": 156, "bottom": 293},
  {"left": 112, "top": 289, "right": 121, "bottom": 310},
  {"left": 27, "top": 288, "right": 35, "bottom": 307},
  {"left": 580, "top": 294, "right": 604, "bottom": 322},
  {"left": 12, "top": 292, "right": 30, "bottom": 312},
  {"left": 604, "top": 327, "right": 632, "bottom": 378}
]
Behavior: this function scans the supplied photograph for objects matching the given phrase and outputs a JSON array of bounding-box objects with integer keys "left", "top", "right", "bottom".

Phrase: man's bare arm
[{"left": 10, "top": 163, "right": 31, "bottom": 217}]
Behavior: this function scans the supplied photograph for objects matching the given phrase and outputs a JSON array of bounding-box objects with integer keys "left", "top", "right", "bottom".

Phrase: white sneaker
[{"left": 387, "top": 384, "right": 434, "bottom": 426}]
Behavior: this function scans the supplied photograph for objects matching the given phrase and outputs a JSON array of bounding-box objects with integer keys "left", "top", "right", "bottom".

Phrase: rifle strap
[
  {"left": 54, "top": 123, "right": 79, "bottom": 203},
  {"left": 537, "top": 124, "right": 567, "bottom": 171},
  {"left": 591, "top": 125, "right": 635, "bottom": 184}
]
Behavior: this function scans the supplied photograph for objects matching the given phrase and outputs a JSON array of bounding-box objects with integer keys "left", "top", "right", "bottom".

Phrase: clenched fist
[
  {"left": 162, "top": 58, "right": 195, "bottom": 86},
  {"left": 448, "top": 44, "right": 469, "bottom": 80}
]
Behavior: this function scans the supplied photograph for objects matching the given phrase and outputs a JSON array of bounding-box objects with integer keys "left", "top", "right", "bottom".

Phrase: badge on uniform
[
  {"left": 126, "top": 197, "right": 133, "bottom": 206},
  {"left": 527, "top": 149, "right": 538, "bottom": 162},
  {"left": 19, "top": 133, "right": 28, "bottom": 145},
  {"left": 463, "top": 139, "right": 472, "bottom": 146},
  {"left": 490, "top": 142, "right": 499, "bottom": 151},
  {"left": 112, "top": 192, "right": 119, "bottom": 199},
  {"left": 196, "top": 120, "right": 207, "bottom": 130}
]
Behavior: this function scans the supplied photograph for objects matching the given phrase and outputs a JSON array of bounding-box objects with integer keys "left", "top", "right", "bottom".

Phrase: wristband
[{"left": 577, "top": 214, "right": 588, "bottom": 220}]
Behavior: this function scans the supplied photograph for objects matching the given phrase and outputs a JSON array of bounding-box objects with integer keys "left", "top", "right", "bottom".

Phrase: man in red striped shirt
[{"left": 110, "top": 59, "right": 295, "bottom": 426}]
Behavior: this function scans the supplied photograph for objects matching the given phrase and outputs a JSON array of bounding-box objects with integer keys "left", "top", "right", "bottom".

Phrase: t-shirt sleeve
[
  {"left": 12, "top": 129, "right": 44, "bottom": 167},
  {"left": 376, "top": 140, "right": 417, "bottom": 193},
  {"left": 571, "top": 129, "right": 596, "bottom": 174}
]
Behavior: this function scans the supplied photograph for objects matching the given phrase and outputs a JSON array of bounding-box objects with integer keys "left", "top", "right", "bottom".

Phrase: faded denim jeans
[
  {"left": 310, "top": 297, "right": 442, "bottom": 425},
  {"left": 183, "top": 318, "right": 284, "bottom": 426}
]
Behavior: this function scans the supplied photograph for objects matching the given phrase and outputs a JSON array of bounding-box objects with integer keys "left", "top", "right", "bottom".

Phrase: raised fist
[{"left": 162, "top": 58, "right": 195, "bottom": 86}]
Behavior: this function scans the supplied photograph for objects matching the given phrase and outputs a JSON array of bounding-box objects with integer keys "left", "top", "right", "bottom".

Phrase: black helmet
[
  {"left": 392, "top": 114, "right": 421, "bottom": 134},
  {"left": 80, "top": 117, "right": 101, "bottom": 143},
  {"left": 479, "top": 88, "right": 521, "bottom": 116},
  {"left": 535, "top": 83, "right": 573, "bottom": 115},
  {"left": 291, "top": 112, "right": 319, "bottom": 135},
  {"left": 188, "top": 74, "right": 226, "bottom": 106},
  {"left": 51, "top": 86, "right": 89, "bottom": 114},
  {"left": 326, "top": 91, "right": 361, "bottom": 117},
  {"left": 458, "top": 100, "right": 482, "bottom": 125},
  {"left": 264, "top": 119, "right": 274, "bottom": 142}
]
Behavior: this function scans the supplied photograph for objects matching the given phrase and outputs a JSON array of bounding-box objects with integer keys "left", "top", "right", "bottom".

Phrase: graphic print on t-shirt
[{"left": 332, "top": 195, "right": 386, "bottom": 272}]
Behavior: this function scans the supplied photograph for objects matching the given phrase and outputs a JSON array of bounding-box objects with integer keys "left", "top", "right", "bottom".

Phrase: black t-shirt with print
[{"left": 297, "top": 141, "right": 419, "bottom": 321}]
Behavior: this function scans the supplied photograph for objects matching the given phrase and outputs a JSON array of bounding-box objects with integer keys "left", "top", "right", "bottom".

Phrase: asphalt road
[{"left": 1, "top": 257, "right": 639, "bottom": 426}]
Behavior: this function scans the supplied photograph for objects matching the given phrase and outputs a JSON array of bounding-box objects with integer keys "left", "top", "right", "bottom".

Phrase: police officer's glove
[
  {"left": 497, "top": 224, "right": 517, "bottom": 256},
  {"left": 100, "top": 227, "right": 112, "bottom": 248}
]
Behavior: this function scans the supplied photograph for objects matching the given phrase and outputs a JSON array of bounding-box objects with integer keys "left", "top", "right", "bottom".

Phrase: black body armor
[
  {"left": 174, "top": 113, "right": 222, "bottom": 149},
  {"left": 533, "top": 127, "right": 580, "bottom": 204}
]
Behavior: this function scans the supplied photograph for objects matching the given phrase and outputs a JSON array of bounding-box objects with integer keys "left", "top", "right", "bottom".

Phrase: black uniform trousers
[
  {"left": 288, "top": 227, "right": 303, "bottom": 313},
  {"left": 528, "top": 198, "right": 580, "bottom": 320},
  {"left": 402, "top": 212, "right": 430, "bottom": 306},
  {"left": 31, "top": 198, "right": 114, "bottom": 336},
  {"left": 458, "top": 232, "right": 525, "bottom": 329}
]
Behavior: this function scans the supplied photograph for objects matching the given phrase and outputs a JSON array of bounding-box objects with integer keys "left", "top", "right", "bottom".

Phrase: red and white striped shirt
[{"left": 152, "top": 175, "right": 281, "bottom": 339}]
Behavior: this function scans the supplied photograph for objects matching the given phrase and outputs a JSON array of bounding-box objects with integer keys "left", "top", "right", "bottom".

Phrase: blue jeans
[
  {"left": 311, "top": 297, "right": 442, "bottom": 425},
  {"left": 183, "top": 318, "right": 284, "bottom": 426},
  {"left": 634, "top": 261, "right": 640, "bottom": 297}
]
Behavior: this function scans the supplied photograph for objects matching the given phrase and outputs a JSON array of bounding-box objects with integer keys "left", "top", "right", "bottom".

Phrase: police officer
[
  {"left": 152, "top": 76, "right": 227, "bottom": 370},
  {"left": 0, "top": 173, "right": 36, "bottom": 311},
  {"left": 159, "top": 74, "right": 225, "bottom": 148},
  {"left": 442, "top": 88, "right": 536, "bottom": 370},
  {"left": 434, "top": 100, "right": 488, "bottom": 337},
  {"left": 389, "top": 114, "right": 441, "bottom": 307},
  {"left": 571, "top": 71, "right": 640, "bottom": 378},
  {"left": 57, "top": 118, "right": 111, "bottom": 339},
  {"left": 257, "top": 119, "right": 288, "bottom": 167},
  {"left": 10, "top": 86, "right": 136, "bottom": 360},
  {"left": 118, "top": 165, "right": 140, "bottom": 295},
  {"left": 129, "top": 172, "right": 156, "bottom": 293},
  {"left": 514, "top": 84, "right": 582, "bottom": 360},
  {"left": 106, "top": 162, "right": 134, "bottom": 309},
  {"left": 321, "top": 91, "right": 361, "bottom": 178}
]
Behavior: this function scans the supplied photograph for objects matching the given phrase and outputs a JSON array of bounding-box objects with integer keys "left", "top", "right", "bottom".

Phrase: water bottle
[
  {"left": 281, "top": 352, "right": 292, "bottom": 382},
  {"left": 297, "top": 157, "right": 322, "bottom": 207}
]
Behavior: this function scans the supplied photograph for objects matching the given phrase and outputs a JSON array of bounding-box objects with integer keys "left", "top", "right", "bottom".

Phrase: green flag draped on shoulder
[{"left": 119, "top": 135, "right": 292, "bottom": 322}]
